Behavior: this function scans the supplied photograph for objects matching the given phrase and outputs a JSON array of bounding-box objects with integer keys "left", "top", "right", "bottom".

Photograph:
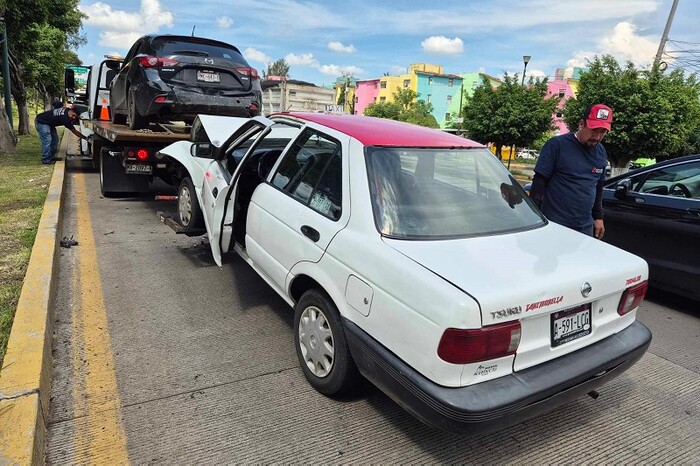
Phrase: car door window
[
  {"left": 635, "top": 161, "right": 700, "bottom": 199},
  {"left": 272, "top": 130, "right": 342, "bottom": 219}
]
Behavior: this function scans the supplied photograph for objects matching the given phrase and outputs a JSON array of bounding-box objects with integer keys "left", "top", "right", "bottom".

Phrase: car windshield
[{"left": 366, "top": 147, "right": 545, "bottom": 239}]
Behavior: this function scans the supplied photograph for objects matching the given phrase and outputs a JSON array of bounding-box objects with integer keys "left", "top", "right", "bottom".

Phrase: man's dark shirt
[
  {"left": 35, "top": 108, "right": 75, "bottom": 131},
  {"left": 531, "top": 132, "right": 607, "bottom": 229}
]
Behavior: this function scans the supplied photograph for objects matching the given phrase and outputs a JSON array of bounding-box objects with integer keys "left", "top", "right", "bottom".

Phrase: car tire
[
  {"left": 127, "top": 87, "right": 149, "bottom": 130},
  {"left": 178, "top": 177, "right": 203, "bottom": 229},
  {"left": 294, "top": 288, "right": 361, "bottom": 396}
]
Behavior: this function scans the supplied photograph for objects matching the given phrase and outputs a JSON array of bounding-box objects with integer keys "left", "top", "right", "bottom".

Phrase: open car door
[{"left": 200, "top": 116, "right": 275, "bottom": 266}]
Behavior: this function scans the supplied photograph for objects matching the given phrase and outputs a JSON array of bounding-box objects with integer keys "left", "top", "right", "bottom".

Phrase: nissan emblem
[{"left": 581, "top": 282, "right": 592, "bottom": 297}]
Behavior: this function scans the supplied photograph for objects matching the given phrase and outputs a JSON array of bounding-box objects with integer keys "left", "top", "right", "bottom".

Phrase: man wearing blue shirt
[
  {"left": 530, "top": 103, "right": 612, "bottom": 239},
  {"left": 34, "top": 106, "right": 87, "bottom": 164}
]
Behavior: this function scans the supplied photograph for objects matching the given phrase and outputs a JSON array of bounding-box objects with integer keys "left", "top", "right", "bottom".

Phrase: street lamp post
[{"left": 521, "top": 55, "right": 531, "bottom": 86}]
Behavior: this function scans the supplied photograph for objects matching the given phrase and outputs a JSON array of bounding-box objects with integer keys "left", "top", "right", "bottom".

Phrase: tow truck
[{"left": 65, "top": 56, "right": 192, "bottom": 197}]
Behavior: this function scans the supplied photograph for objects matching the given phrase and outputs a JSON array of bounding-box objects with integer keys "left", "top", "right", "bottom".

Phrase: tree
[
  {"left": 399, "top": 99, "right": 439, "bottom": 128},
  {"left": 0, "top": 0, "right": 83, "bottom": 134},
  {"left": 393, "top": 87, "right": 419, "bottom": 111},
  {"left": 462, "top": 74, "right": 557, "bottom": 158},
  {"left": 0, "top": 96, "right": 16, "bottom": 153},
  {"left": 564, "top": 55, "right": 700, "bottom": 172},
  {"left": 363, "top": 88, "right": 438, "bottom": 128},
  {"left": 263, "top": 58, "right": 290, "bottom": 79},
  {"left": 364, "top": 101, "right": 402, "bottom": 120}
]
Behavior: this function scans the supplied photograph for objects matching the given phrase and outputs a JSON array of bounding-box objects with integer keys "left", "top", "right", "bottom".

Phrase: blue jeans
[{"left": 35, "top": 121, "right": 58, "bottom": 163}]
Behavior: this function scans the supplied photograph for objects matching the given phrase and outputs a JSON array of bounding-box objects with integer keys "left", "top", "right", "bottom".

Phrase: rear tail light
[
  {"left": 236, "top": 67, "right": 259, "bottom": 79},
  {"left": 617, "top": 280, "right": 648, "bottom": 315},
  {"left": 139, "top": 56, "right": 180, "bottom": 68},
  {"left": 437, "top": 321, "right": 521, "bottom": 364},
  {"left": 154, "top": 95, "right": 168, "bottom": 103},
  {"left": 126, "top": 148, "right": 150, "bottom": 160}
]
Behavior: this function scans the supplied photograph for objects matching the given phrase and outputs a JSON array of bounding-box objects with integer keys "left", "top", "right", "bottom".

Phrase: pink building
[
  {"left": 546, "top": 80, "right": 575, "bottom": 135},
  {"left": 354, "top": 79, "right": 380, "bottom": 115}
]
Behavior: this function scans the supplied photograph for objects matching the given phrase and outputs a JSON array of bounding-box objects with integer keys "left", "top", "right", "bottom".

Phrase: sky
[{"left": 75, "top": 0, "right": 699, "bottom": 87}]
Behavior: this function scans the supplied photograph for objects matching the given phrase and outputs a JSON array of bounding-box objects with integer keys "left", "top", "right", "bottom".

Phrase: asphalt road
[{"left": 46, "top": 157, "right": 699, "bottom": 463}]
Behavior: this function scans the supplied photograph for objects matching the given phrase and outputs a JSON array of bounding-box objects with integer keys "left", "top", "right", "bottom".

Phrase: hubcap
[
  {"left": 179, "top": 186, "right": 192, "bottom": 226},
  {"left": 298, "top": 305, "right": 334, "bottom": 378}
]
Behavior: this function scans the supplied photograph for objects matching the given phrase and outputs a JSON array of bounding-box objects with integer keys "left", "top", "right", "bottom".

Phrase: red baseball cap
[{"left": 585, "top": 104, "right": 613, "bottom": 131}]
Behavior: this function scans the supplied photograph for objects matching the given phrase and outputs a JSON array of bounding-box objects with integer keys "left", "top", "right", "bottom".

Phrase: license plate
[
  {"left": 125, "top": 163, "right": 153, "bottom": 175},
  {"left": 197, "top": 70, "right": 220, "bottom": 83},
  {"left": 551, "top": 304, "right": 591, "bottom": 347}
]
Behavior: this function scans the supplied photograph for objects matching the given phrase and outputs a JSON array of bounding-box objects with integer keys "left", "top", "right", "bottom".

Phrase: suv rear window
[{"left": 151, "top": 38, "right": 246, "bottom": 62}]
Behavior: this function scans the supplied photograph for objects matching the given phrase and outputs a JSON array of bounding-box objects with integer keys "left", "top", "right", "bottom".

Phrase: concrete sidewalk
[{"left": 0, "top": 136, "right": 68, "bottom": 464}]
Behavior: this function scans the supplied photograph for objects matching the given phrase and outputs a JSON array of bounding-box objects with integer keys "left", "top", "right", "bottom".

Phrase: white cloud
[
  {"left": 567, "top": 50, "right": 596, "bottom": 69},
  {"left": 216, "top": 16, "right": 234, "bottom": 29},
  {"left": 99, "top": 32, "right": 143, "bottom": 49},
  {"left": 391, "top": 66, "right": 407, "bottom": 74},
  {"left": 328, "top": 41, "right": 356, "bottom": 53},
  {"left": 421, "top": 36, "right": 464, "bottom": 55},
  {"left": 599, "top": 21, "right": 657, "bottom": 66},
  {"left": 527, "top": 69, "right": 546, "bottom": 78},
  {"left": 318, "top": 64, "right": 364, "bottom": 77},
  {"left": 285, "top": 53, "right": 320, "bottom": 67},
  {"left": 244, "top": 47, "right": 271, "bottom": 64},
  {"left": 80, "top": 0, "right": 173, "bottom": 48}
]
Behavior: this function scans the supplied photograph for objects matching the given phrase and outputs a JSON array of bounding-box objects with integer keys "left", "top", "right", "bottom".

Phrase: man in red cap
[{"left": 530, "top": 103, "right": 612, "bottom": 238}]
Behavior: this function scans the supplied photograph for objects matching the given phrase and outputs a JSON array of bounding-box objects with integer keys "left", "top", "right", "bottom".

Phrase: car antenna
[{"left": 191, "top": 25, "right": 196, "bottom": 37}]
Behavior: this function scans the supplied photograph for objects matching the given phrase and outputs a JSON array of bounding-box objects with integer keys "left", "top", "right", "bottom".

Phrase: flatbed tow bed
[
  {"left": 82, "top": 119, "right": 191, "bottom": 197},
  {"left": 83, "top": 120, "right": 191, "bottom": 143}
]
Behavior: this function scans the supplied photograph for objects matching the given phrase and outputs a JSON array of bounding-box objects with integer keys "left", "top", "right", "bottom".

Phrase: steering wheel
[{"left": 669, "top": 182, "right": 692, "bottom": 198}]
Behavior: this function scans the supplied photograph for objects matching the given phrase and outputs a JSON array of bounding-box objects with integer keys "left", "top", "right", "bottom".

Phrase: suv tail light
[
  {"left": 437, "top": 321, "right": 521, "bottom": 364},
  {"left": 236, "top": 67, "right": 259, "bottom": 79},
  {"left": 617, "top": 280, "right": 648, "bottom": 315},
  {"left": 139, "top": 56, "right": 180, "bottom": 68}
]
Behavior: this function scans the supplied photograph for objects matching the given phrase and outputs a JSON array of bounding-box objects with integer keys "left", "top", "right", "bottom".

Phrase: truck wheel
[
  {"left": 127, "top": 88, "right": 149, "bottom": 130},
  {"left": 294, "top": 289, "right": 361, "bottom": 396},
  {"left": 178, "top": 177, "right": 203, "bottom": 229}
]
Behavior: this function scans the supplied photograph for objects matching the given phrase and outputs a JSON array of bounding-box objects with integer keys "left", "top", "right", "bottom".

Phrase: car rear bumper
[
  {"left": 139, "top": 83, "right": 261, "bottom": 118},
  {"left": 343, "top": 318, "right": 651, "bottom": 434}
]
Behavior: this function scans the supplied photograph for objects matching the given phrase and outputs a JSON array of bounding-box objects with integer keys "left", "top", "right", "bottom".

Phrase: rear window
[{"left": 151, "top": 38, "right": 247, "bottom": 62}]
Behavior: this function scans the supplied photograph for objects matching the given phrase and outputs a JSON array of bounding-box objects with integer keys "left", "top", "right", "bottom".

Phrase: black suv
[{"left": 110, "top": 34, "right": 262, "bottom": 129}]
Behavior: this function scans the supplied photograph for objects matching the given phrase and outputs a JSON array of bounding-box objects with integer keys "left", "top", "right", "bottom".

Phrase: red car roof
[{"left": 273, "top": 112, "right": 484, "bottom": 148}]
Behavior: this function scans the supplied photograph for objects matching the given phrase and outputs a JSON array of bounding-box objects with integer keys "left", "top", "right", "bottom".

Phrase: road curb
[{"left": 0, "top": 136, "right": 67, "bottom": 465}]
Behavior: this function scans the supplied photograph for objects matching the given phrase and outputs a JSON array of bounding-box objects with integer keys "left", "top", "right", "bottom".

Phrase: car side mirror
[
  {"left": 190, "top": 142, "right": 214, "bottom": 159},
  {"left": 614, "top": 178, "right": 632, "bottom": 200}
]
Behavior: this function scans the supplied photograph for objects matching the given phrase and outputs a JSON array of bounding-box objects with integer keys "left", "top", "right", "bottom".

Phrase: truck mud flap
[{"left": 100, "top": 148, "right": 148, "bottom": 198}]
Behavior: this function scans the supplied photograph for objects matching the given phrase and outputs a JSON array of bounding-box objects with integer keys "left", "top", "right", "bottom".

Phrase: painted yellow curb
[{"left": 0, "top": 136, "right": 67, "bottom": 465}]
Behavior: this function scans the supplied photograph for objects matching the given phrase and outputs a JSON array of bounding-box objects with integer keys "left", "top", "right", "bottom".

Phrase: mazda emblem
[
  {"left": 204, "top": 58, "right": 214, "bottom": 64},
  {"left": 581, "top": 282, "right": 592, "bottom": 297}
]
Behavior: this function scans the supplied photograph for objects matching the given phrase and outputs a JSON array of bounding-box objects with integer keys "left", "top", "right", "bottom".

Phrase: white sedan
[{"left": 158, "top": 112, "right": 651, "bottom": 433}]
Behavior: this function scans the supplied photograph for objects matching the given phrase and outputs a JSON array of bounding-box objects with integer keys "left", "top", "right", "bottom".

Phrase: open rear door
[{"left": 202, "top": 116, "right": 275, "bottom": 266}]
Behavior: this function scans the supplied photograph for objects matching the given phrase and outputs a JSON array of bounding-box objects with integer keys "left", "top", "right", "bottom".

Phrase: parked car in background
[
  {"left": 110, "top": 34, "right": 262, "bottom": 129},
  {"left": 158, "top": 113, "right": 651, "bottom": 433},
  {"left": 516, "top": 148, "right": 539, "bottom": 159},
  {"left": 602, "top": 154, "right": 700, "bottom": 300}
]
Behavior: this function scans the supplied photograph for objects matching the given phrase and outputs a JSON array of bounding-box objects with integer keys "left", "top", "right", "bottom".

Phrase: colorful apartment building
[{"left": 546, "top": 79, "right": 576, "bottom": 135}]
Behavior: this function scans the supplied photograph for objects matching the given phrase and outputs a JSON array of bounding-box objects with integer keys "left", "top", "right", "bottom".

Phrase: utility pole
[
  {"left": 654, "top": 0, "right": 680, "bottom": 69},
  {"left": 1, "top": 17, "right": 13, "bottom": 128}
]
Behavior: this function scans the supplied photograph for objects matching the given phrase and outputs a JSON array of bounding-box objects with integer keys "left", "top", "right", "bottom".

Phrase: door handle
[{"left": 301, "top": 225, "right": 320, "bottom": 242}]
